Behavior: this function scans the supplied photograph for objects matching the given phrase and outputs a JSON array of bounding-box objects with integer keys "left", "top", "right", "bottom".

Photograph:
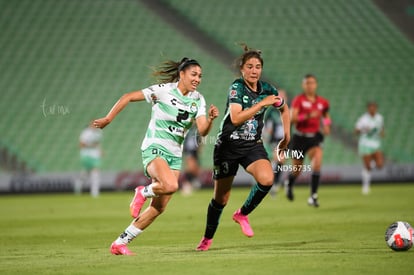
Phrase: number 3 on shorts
[
  {"left": 222, "top": 162, "right": 229, "bottom": 174},
  {"left": 213, "top": 161, "right": 230, "bottom": 178}
]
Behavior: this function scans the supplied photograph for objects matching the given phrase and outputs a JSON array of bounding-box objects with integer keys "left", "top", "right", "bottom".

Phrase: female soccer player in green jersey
[
  {"left": 196, "top": 46, "right": 291, "bottom": 251},
  {"left": 93, "top": 58, "right": 219, "bottom": 255}
]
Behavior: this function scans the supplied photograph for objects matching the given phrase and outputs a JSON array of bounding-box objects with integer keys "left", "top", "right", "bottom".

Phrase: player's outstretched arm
[
  {"left": 196, "top": 104, "right": 219, "bottom": 136},
  {"left": 93, "top": 91, "right": 145, "bottom": 129}
]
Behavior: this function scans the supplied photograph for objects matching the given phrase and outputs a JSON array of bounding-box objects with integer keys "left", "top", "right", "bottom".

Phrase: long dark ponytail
[{"left": 152, "top": 57, "right": 201, "bottom": 83}]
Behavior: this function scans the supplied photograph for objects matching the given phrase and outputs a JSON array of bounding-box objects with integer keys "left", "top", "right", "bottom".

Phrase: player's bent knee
[
  {"left": 163, "top": 181, "right": 179, "bottom": 194},
  {"left": 260, "top": 178, "right": 274, "bottom": 186},
  {"left": 255, "top": 173, "right": 274, "bottom": 186}
]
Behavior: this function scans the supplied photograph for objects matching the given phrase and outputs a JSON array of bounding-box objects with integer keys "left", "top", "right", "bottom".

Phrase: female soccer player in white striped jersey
[
  {"left": 355, "top": 102, "right": 384, "bottom": 194},
  {"left": 93, "top": 58, "right": 219, "bottom": 255}
]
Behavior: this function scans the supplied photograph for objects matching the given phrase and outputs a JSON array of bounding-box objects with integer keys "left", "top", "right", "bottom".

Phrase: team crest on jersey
[
  {"left": 317, "top": 103, "right": 324, "bottom": 110},
  {"left": 190, "top": 102, "right": 198, "bottom": 113},
  {"left": 150, "top": 93, "right": 158, "bottom": 103},
  {"left": 301, "top": 101, "right": 311, "bottom": 108},
  {"left": 229, "top": 90, "right": 237, "bottom": 99}
]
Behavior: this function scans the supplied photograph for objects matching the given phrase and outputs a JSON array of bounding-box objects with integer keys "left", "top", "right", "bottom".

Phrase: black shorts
[
  {"left": 213, "top": 140, "right": 269, "bottom": 179},
  {"left": 289, "top": 132, "right": 324, "bottom": 159}
]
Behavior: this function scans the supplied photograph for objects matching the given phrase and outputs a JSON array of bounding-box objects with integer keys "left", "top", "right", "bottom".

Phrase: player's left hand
[
  {"left": 276, "top": 137, "right": 290, "bottom": 162},
  {"left": 93, "top": 117, "right": 111, "bottom": 129},
  {"left": 277, "top": 136, "right": 290, "bottom": 152},
  {"left": 208, "top": 104, "right": 219, "bottom": 121}
]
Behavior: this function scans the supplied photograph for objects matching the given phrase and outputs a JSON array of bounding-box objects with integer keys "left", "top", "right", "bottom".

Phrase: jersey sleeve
[
  {"left": 196, "top": 95, "right": 207, "bottom": 118},
  {"left": 355, "top": 115, "right": 364, "bottom": 130},
  {"left": 228, "top": 82, "right": 244, "bottom": 105},
  {"left": 291, "top": 95, "right": 301, "bottom": 109},
  {"left": 141, "top": 84, "right": 165, "bottom": 103},
  {"left": 270, "top": 84, "right": 279, "bottom": 96},
  {"left": 79, "top": 130, "right": 87, "bottom": 143},
  {"left": 379, "top": 114, "right": 384, "bottom": 129},
  {"left": 323, "top": 98, "right": 330, "bottom": 114}
]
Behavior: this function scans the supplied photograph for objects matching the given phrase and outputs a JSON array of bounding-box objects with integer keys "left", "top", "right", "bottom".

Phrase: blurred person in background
[
  {"left": 285, "top": 74, "right": 331, "bottom": 207},
  {"left": 181, "top": 124, "right": 202, "bottom": 195},
  {"left": 355, "top": 102, "right": 384, "bottom": 195},
  {"left": 77, "top": 122, "right": 103, "bottom": 197},
  {"left": 262, "top": 89, "right": 288, "bottom": 197}
]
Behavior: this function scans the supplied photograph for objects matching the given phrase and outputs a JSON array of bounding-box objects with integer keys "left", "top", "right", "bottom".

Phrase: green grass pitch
[{"left": 1, "top": 184, "right": 413, "bottom": 274}]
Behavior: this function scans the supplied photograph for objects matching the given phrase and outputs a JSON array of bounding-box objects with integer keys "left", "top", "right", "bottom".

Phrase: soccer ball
[{"left": 384, "top": 221, "right": 413, "bottom": 251}]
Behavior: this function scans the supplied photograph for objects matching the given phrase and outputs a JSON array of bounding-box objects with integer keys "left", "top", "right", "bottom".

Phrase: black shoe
[
  {"left": 307, "top": 194, "right": 319, "bottom": 207},
  {"left": 284, "top": 180, "right": 294, "bottom": 201}
]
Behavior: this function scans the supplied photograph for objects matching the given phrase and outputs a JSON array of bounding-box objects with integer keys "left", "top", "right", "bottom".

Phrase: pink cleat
[
  {"left": 130, "top": 186, "right": 147, "bottom": 218},
  {"left": 196, "top": 237, "right": 213, "bottom": 251},
  {"left": 232, "top": 209, "right": 254, "bottom": 237},
  {"left": 110, "top": 242, "right": 135, "bottom": 256}
]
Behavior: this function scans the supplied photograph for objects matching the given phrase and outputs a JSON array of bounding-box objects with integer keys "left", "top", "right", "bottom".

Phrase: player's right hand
[{"left": 93, "top": 117, "right": 111, "bottom": 129}]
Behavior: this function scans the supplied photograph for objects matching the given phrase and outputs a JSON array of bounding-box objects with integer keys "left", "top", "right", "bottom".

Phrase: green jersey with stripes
[
  {"left": 141, "top": 82, "right": 206, "bottom": 157},
  {"left": 217, "top": 78, "right": 281, "bottom": 144},
  {"left": 355, "top": 112, "right": 383, "bottom": 154}
]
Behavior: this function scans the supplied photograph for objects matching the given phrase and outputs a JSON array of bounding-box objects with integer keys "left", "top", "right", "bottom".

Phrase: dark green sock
[
  {"left": 240, "top": 183, "right": 272, "bottom": 215},
  {"left": 204, "top": 199, "right": 225, "bottom": 239}
]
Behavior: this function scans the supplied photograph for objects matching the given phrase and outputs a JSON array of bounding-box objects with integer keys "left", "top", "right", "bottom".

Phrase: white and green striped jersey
[
  {"left": 80, "top": 126, "right": 102, "bottom": 159},
  {"left": 355, "top": 112, "right": 384, "bottom": 149},
  {"left": 141, "top": 82, "right": 206, "bottom": 157}
]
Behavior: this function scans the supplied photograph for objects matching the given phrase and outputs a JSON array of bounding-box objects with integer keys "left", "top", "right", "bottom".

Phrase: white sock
[
  {"left": 114, "top": 224, "right": 143, "bottom": 245},
  {"left": 73, "top": 178, "right": 83, "bottom": 194},
  {"left": 74, "top": 171, "right": 87, "bottom": 194},
  {"left": 90, "top": 170, "right": 100, "bottom": 198},
  {"left": 141, "top": 184, "right": 157, "bottom": 198},
  {"left": 362, "top": 169, "right": 371, "bottom": 194}
]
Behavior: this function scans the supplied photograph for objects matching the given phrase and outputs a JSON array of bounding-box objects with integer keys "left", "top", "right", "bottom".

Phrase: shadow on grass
[{"left": 158, "top": 238, "right": 354, "bottom": 255}]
